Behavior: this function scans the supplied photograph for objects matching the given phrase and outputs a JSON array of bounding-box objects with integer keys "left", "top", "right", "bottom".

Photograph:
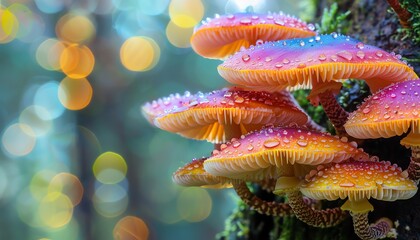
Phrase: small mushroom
[
  {"left": 191, "top": 12, "right": 316, "bottom": 59},
  {"left": 301, "top": 160, "right": 417, "bottom": 240},
  {"left": 173, "top": 157, "right": 293, "bottom": 216},
  {"left": 142, "top": 87, "right": 310, "bottom": 143},
  {"left": 344, "top": 79, "right": 420, "bottom": 181},
  {"left": 218, "top": 34, "right": 418, "bottom": 135},
  {"left": 205, "top": 126, "right": 369, "bottom": 227}
]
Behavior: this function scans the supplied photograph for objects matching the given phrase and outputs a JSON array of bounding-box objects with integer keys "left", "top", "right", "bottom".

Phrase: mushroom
[
  {"left": 204, "top": 126, "right": 369, "bottom": 227},
  {"left": 218, "top": 33, "right": 418, "bottom": 135},
  {"left": 191, "top": 12, "right": 316, "bottom": 60},
  {"left": 301, "top": 160, "right": 417, "bottom": 240},
  {"left": 142, "top": 87, "right": 310, "bottom": 143},
  {"left": 345, "top": 79, "right": 420, "bottom": 181},
  {"left": 173, "top": 157, "right": 293, "bottom": 216}
]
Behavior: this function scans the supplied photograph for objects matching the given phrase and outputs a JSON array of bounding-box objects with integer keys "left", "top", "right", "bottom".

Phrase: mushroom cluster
[{"left": 142, "top": 9, "right": 419, "bottom": 240}]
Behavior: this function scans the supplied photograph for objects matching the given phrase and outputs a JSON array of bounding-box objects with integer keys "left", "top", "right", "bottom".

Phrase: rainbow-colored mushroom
[
  {"left": 142, "top": 87, "right": 310, "bottom": 143},
  {"left": 218, "top": 34, "right": 418, "bottom": 135},
  {"left": 345, "top": 79, "right": 420, "bottom": 181},
  {"left": 301, "top": 160, "right": 417, "bottom": 240},
  {"left": 191, "top": 12, "right": 316, "bottom": 60}
]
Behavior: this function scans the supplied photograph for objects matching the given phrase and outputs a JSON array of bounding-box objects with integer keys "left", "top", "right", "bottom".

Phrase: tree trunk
[{"left": 218, "top": 1, "right": 420, "bottom": 239}]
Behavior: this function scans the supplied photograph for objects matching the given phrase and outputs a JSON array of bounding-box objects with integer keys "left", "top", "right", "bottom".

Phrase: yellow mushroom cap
[
  {"left": 301, "top": 160, "right": 417, "bottom": 202},
  {"left": 142, "top": 87, "right": 309, "bottom": 143},
  {"left": 203, "top": 127, "right": 368, "bottom": 179},
  {"left": 172, "top": 157, "right": 232, "bottom": 189},
  {"left": 191, "top": 12, "right": 316, "bottom": 59},
  {"left": 345, "top": 79, "right": 420, "bottom": 142}
]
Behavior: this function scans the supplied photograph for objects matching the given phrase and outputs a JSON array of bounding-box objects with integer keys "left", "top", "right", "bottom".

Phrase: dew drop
[
  {"left": 362, "top": 108, "right": 371, "bottom": 114},
  {"left": 283, "top": 59, "right": 290, "bottom": 64},
  {"left": 275, "top": 63, "right": 283, "bottom": 68},
  {"left": 413, "top": 111, "right": 419, "bottom": 116},
  {"left": 375, "top": 51, "right": 383, "bottom": 58},
  {"left": 401, "top": 90, "right": 407, "bottom": 95},
  {"left": 242, "top": 54, "right": 251, "bottom": 62},
  {"left": 240, "top": 18, "right": 252, "bottom": 25},
  {"left": 232, "top": 141, "right": 241, "bottom": 148},
  {"left": 274, "top": 20, "right": 285, "bottom": 26},
  {"left": 265, "top": 57, "right": 272, "bottom": 62},
  {"left": 247, "top": 144, "right": 254, "bottom": 151},
  {"left": 337, "top": 50, "right": 353, "bottom": 61},
  {"left": 331, "top": 32, "right": 338, "bottom": 38},
  {"left": 251, "top": 15, "right": 259, "bottom": 20},
  {"left": 315, "top": 35, "right": 321, "bottom": 41},
  {"left": 307, "top": 23, "right": 315, "bottom": 31},
  {"left": 318, "top": 54, "right": 327, "bottom": 61},
  {"left": 356, "top": 42, "right": 365, "bottom": 49},
  {"left": 227, "top": 14, "right": 235, "bottom": 20},
  {"left": 256, "top": 39, "right": 264, "bottom": 45},
  {"left": 299, "top": 41, "right": 305, "bottom": 47},
  {"left": 356, "top": 51, "right": 365, "bottom": 59},
  {"left": 330, "top": 55, "right": 338, "bottom": 62},
  {"left": 264, "top": 139, "right": 280, "bottom": 148},
  {"left": 339, "top": 182, "right": 355, "bottom": 187},
  {"left": 390, "top": 93, "right": 396, "bottom": 98},
  {"left": 297, "top": 140, "right": 308, "bottom": 147},
  {"left": 234, "top": 97, "right": 245, "bottom": 103}
]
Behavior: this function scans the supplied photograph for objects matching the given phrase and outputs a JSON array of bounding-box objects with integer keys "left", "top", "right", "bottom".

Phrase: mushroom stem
[
  {"left": 318, "top": 90, "right": 349, "bottom": 136},
  {"left": 232, "top": 180, "right": 293, "bottom": 216},
  {"left": 286, "top": 191, "right": 348, "bottom": 228},
  {"left": 408, "top": 146, "right": 420, "bottom": 182},
  {"left": 350, "top": 213, "right": 393, "bottom": 240},
  {"left": 386, "top": 0, "right": 411, "bottom": 28}
]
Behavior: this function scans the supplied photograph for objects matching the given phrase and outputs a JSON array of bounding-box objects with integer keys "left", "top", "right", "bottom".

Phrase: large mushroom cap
[
  {"left": 172, "top": 157, "right": 232, "bottom": 189},
  {"left": 204, "top": 126, "right": 368, "bottom": 179},
  {"left": 218, "top": 33, "right": 418, "bottom": 92},
  {"left": 191, "top": 12, "right": 316, "bottom": 60},
  {"left": 301, "top": 160, "right": 417, "bottom": 202},
  {"left": 345, "top": 79, "right": 420, "bottom": 141},
  {"left": 142, "top": 87, "right": 309, "bottom": 143}
]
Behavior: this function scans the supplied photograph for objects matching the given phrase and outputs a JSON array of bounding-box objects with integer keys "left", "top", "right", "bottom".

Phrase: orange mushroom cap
[
  {"left": 172, "top": 157, "right": 232, "bottom": 189},
  {"left": 142, "top": 87, "right": 309, "bottom": 143},
  {"left": 191, "top": 12, "right": 316, "bottom": 59},
  {"left": 345, "top": 79, "right": 420, "bottom": 145},
  {"left": 218, "top": 33, "right": 418, "bottom": 93},
  {"left": 203, "top": 126, "right": 369, "bottom": 179},
  {"left": 301, "top": 160, "right": 417, "bottom": 202}
]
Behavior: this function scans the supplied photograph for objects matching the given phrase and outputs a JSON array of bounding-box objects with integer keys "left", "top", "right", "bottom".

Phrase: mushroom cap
[
  {"left": 203, "top": 126, "right": 368, "bottom": 179},
  {"left": 218, "top": 33, "right": 418, "bottom": 93},
  {"left": 191, "top": 12, "right": 316, "bottom": 59},
  {"left": 345, "top": 79, "right": 420, "bottom": 140},
  {"left": 142, "top": 87, "right": 309, "bottom": 143},
  {"left": 172, "top": 157, "right": 232, "bottom": 189},
  {"left": 301, "top": 160, "right": 417, "bottom": 202}
]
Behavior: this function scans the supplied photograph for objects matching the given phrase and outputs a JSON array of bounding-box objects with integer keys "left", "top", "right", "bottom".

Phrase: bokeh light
[
  {"left": 58, "top": 77, "right": 93, "bottom": 110},
  {"left": 36, "top": 38, "right": 66, "bottom": 71},
  {"left": 48, "top": 172, "right": 84, "bottom": 207},
  {"left": 113, "top": 216, "right": 149, "bottom": 240},
  {"left": 138, "top": 0, "right": 170, "bottom": 15},
  {"left": 0, "top": 6, "right": 19, "bottom": 43},
  {"left": 93, "top": 183, "right": 128, "bottom": 218},
  {"left": 56, "top": 13, "right": 96, "bottom": 44},
  {"left": 38, "top": 192, "right": 74, "bottom": 228},
  {"left": 176, "top": 188, "right": 212, "bottom": 222},
  {"left": 2, "top": 123, "right": 36, "bottom": 157},
  {"left": 33, "top": 81, "right": 66, "bottom": 120},
  {"left": 120, "top": 36, "right": 160, "bottom": 72},
  {"left": 8, "top": 3, "right": 34, "bottom": 41},
  {"left": 169, "top": 0, "right": 204, "bottom": 28},
  {"left": 19, "top": 105, "right": 52, "bottom": 137},
  {"left": 30, "top": 170, "right": 56, "bottom": 200},
  {"left": 34, "top": 0, "right": 66, "bottom": 14},
  {"left": 93, "top": 152, "right": 127, "bottom": 184},
  {"left": 60, "top": 44, "right": 95, "bottom": 79},
  {"left": 166, "top": 21, "right": 194, "bottom": 48}
]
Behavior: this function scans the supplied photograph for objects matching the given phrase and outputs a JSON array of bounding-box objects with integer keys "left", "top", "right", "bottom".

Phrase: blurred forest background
[{"left": 0, "top": 0, "right": 317, "bottom": 239}]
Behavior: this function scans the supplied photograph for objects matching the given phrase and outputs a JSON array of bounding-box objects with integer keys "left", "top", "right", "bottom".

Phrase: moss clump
[
  {"left": 400, "top": 0, "right": 420, "bottom": 43},
  {"left": 315, "top": 2, "right": 351, "bottom": 34}
]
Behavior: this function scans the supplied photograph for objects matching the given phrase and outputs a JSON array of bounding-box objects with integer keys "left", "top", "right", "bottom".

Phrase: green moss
[
  {"left": 316, "top": 2, "right": 351, "bottom": 34},
  {"left": 400, "top": 0, "right": 420, "bottom": 43}
]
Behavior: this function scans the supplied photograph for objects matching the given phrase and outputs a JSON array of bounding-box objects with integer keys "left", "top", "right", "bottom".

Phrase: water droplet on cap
[{"left": 242, "top": 54, "right": 251, "bottom": 62}]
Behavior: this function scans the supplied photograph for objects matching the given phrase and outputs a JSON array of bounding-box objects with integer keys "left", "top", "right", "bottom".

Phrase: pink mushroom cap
[
  {"left": 218, "top": 33, "right": 418, "bottom": 93},
  {"left": 142, "top": 87, "right": 310, "bottom": 143},
  {"left": 203, "top": 126, "right": 369, "bottom": 179},
  {"left": 345, "top": 79, "right": 420, "bottom": 145},
  {"left": 191, "top": 12, "right": 316, "bottom": 59}
]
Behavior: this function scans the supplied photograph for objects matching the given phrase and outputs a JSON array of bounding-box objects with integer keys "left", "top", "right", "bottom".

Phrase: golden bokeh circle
[
  {"left": 113, "top": 216, "right": 150, "bottom": 240},
  {"left": 56, "top": 13, "right": 95, "bottom": 43},
  {"left": 120, "top": 36, "right": 160, "bottom": 72},
  {"left": 58, "top": 77, "right": 93, "bottom": 110},
  {"left": 60, "top": 44, "right": 95, "bottom": 79}
]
